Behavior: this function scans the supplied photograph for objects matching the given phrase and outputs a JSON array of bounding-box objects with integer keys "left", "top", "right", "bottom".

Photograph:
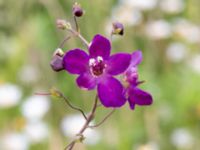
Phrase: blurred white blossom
[
  {"left": 0, "top": 83, "right": 22, "bottom": 108},
  {"left": 134, "top": 141, "right": 159, "bottom": 150},
  {"left": 111, "top": 5, "right": 142, "bottom": 26},
  {"left": 0, "top": 132, "right": 29, "bottom": 150},
  {"left": 121, "top": 0, "right": 158, "bottom": 11},
  {"left": 21, "top": 95, "right": 50, "bottom": 121},
  {"left": 145, "top": 20, "right": 172, "bottom": 39},
  {"left": 189, "top": 54, "right": 200, "bottom": 74},
  {"left": 24, "top": 121, "right": 49, "bottom": 143},
  {"left": 166, "top": 42, "right": 188, "bottom": 62},
  {"left": 18, "top": 65, "right": 39, "bottom": 84},
  {"left": 173, "top": 19, "right": 200, "bottom": 43},
  {"left": 61, "top": 114, "right": 101, "bottom": 145},
  {"left": 159, "top": 0, "right": 185, "bottom": 14},
  {"left": 171, "top": 128, "right": 194, "bottom": 149}
]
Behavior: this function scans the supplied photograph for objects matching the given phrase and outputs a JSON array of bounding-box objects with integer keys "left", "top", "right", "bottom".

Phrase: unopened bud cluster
[
  {"left": 56, "top": 19, "right": 71, "bottom": 30},
  {"left": 52, "top": 3, "right": 125, "bottom": 74}
]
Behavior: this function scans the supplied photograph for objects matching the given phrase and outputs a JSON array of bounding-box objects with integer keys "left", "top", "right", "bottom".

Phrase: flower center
[{"left": 89, "top": 56, "right": 106, "bottom": 76}]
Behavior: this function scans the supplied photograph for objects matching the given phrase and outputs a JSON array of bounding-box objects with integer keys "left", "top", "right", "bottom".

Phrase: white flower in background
[
  {"left": 145, "top": 20, "right": 172, "bottom": 40},
  {"left": 24, "top": 121, "right": 49, "bottom": 143},
  {"left": 159, "top": 0, "right": 185, "bottom": 14},
  {"left": 111, "top": 5, "right": 142, "bottom": 26},
  {"left": 189, "top": 54, "right": 200, "bottom": 74},
  {"left": 0, "top": 83, "right": 22, "bottom": 108},
  {"left": 171, "top": 128, "right": 194, "bottom": 149},
  {"left": 166, "top": 42, "right": 188, "bottom": 62},
  {"left": 134, "top": 141, "right": 159, "bottom": 150},
  {"left": 21, "top": 95, "right": 50, "bottom": 121},
  {"left": 121, "top": 0, "right": 158, "bottom": 11},
  {"left": 0, "top": 132, "right": 29, "bottom": 150},
  {"left": 18, "top": 65, "right": 39, "bottom": 84},
  {"left": 173, "top": 19, "right": 200, "bottom": 43},
  {"left": 61, "top": 114, "right": 101, "bottom": 145}
]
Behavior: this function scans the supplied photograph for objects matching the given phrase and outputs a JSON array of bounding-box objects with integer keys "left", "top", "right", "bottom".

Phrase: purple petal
[
  {"left": 106, "top": 53, "right": 131, "bottom": 75},
  {"left": 89, "top": 34, "right": 111, "bottom": 59},
  {"left": 124, "top": 67, "right": 139, "bottom": 85},
  {"left": 128, "top": 87, "right": 153, "bottom": 109},
  {"left": 128, "top": 97, "right": 136, "bottom": 110},
  {"left": 131, "top": 50, "right": 143, "bottom": 66},
  {"left": 63, "top": 49, "right": 89, "bottom": 74},
  {"left": 76, "top": 72, "right": 97, "bottom": 90},
  {"left": 97, "top": 76, "right": 126, "bottom": 107}
]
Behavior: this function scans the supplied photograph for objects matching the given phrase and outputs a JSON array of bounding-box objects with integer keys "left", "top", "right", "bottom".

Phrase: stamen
[
  {"left": 89, "top": 56, "right": 106, "bottom": 76},
  {"left": 89, "top": 58, "right": 96, "bottom": 66},
  {"left": 97, "top": 56, "right": 103, "bottom": 62}
]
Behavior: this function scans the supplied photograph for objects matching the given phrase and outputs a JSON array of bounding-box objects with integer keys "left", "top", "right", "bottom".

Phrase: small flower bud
[
  {"left": 73, "top": 2, "right": 84, "bottom": 17},
  {"left": 50, "top": 55, "right": 64, "bottom": 72},
  {"left": 112, "top": 22, "right": 124, "bottom": 35},
  {"left": 53, "top": 48, "right": 64, "bottom": 57},
  {"left": 50, "top": 88, "right": 63, "bottom": 98},
  {"left": 50, "top": 48, "right": 64, "bottom": 72},
  {"left": 56, "top": 19, "right": 71, "bottom": 30}
]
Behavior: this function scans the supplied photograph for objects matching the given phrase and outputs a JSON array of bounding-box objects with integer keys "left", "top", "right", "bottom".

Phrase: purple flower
[
  {"left": 63, "top": 34, "right": 131, "bottom": 108},
  {"left": 124, "top": 51, "right": 153, "bottom": 110}
]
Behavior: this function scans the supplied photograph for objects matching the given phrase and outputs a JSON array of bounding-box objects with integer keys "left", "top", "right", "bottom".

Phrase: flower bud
[
  {"left": 56, "top": 19, "right": 71, "bottom": 30},
  {"left": 72, "top": 2, "right": 84, "bottom": 17},
  {"left": 50, "top": 88, "right": 62, "bottom": 98},
  {"left": 112, "top": 22, "right": 124, "bottom": 35},
  {"left": 53, "top": 48, "right": 64, "bottom": 57},
  {"left": 50, "top": 48, "right": 64, "bottom": 72}
]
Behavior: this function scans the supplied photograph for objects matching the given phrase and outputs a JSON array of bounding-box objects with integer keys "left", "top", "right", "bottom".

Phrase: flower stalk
[
  {"left": 64, "top": 94, "right": 115, "bottom": 150},
  {"left": 73, "top": 16, "right": 80, "bottom": 32},
  {"left": 65, "top": 95, "right": 98, "bottom": 150},
  {"left": 89, "top": 109, "right": 115, "bottom": 128},
  {"left": 50, "top": 88, "right": 87, "bottom": 120},
  {"left": 59, "top": 36, "right": 72, "bottom": 48},
  {"left": 67, "top": 28, "right": 89, "bottom": 48}
]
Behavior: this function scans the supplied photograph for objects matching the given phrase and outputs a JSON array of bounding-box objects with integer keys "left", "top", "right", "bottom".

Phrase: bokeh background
[{"left": 0, "top": 0, "right": 200, "bottom": 150}]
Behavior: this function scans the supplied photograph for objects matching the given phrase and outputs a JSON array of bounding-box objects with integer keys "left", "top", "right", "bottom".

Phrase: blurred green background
[{"left": 0, "top": 0, "right": 200, "bottom": 150}]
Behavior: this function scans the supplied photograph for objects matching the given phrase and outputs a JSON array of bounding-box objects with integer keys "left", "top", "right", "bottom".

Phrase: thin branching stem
[
  {"left": 65, "top": 94, "right": 98, "bottom": 150},
  {"left": 59, "top": 35, "right": 71, "bottom": 48},
  {"left": 89, "top": 109, "right": 115, "bottom": 128},
  {"left": 73, "top": 16, "right": 79, "bottom": 32},
  {"left": 64, "top": 141, "right": 75, "bottom": 150},
  {"left": 36, "top": 90, "right": 87, "bottom": 120},
  {"left": 68, "top": 28, "right": 89, "bottom": 49},
  {"left": 58, "top": 92, "right": 87, "bottom": 120}
]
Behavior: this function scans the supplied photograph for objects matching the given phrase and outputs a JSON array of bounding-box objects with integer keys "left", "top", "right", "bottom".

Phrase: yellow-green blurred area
[{"left": 0, "top": 0, "right": 200, "bottom": 149}]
